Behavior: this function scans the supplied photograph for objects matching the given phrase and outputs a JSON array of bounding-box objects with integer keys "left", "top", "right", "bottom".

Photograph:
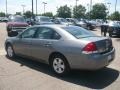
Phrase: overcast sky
[{"left": 0, "top": 0, "right": 120, "bottom": 15}]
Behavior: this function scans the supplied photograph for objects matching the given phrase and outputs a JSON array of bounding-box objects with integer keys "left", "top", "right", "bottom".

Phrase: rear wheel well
[{"left": 49, "top": 52, "right": 70, "bottom": 67}]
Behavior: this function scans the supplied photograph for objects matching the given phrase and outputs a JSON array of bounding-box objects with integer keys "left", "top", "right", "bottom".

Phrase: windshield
[
  {"left": 10, "top": 17, "right": 26, "bottom": 22},
  {"left": 62, "top": 26, "right": 96, "bottom": 38},
  {"left": 40, "top": 17, "right": 51, "bottom": 22}
]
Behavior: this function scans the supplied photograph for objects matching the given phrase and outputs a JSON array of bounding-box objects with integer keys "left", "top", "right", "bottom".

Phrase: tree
[
  {"left": 57, "top": 5, "right": 71, "bottom": 18},
  {"left": 73, "top": 5, "right": 86, "bottom": 18},
  {"left": 90, "top": 3, "right": 107, "bottom": 19},
  {"left": 108, "top": 11, "right": 120, "bottom": 21},
  {"left": 42, "top": 12, "right": 53, "bottom": 17},
  {"left": 85, "top": 12, "right": 90, "bottom": 19},
  {"left": 0, "top": 12, "right": 5, "bottom": 17},
  {"left": 15, "top": 12, "right": 21, "bottom": 15},
  {"left": 24, "top": 11, "right": 32, "bottom": 18}
]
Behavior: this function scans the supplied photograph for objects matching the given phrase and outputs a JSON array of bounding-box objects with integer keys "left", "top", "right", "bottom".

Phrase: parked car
[
  {"left": 0, "top": 17, "right": 8, "bottom": 22},
  {"left": 66, "top": 18, "right": 76, "bottom": 25},
  {"left": 26, "top": 18, "right": 35, "bottom": 25},
  {"left": 86, "top": 20, "right": 97, "bottom": 30},
  {"left": 76, "top": 20, "right": 88, "bottom": 29},
  {"left": 54, "top": 18, "right": 69, "bottom": 25},
  {"left": 5, "top": 25, "right": 115, "bottom": 76},
  {"left": 35, "top": 16, "right": 54, "bottom": 25},
  {"left": 2, "top": 17, "right": 8, "bottom": 22},
  {"left": 7, "top": 15, "right": 29, "bottom": 37},
  {"left": 66, "top": 18, "right": 95, "bottom": 30},
  {"left": 108, "top": 21, "right": 120, "bottom": 37}
]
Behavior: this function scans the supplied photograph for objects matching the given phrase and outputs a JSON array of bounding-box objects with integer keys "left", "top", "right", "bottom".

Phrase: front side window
[
  {"left": 35, "top": 27, "right": 61, "bottom": 40},
  {"left": 21, "top": 27, "right": 37, "bottom": 38}
]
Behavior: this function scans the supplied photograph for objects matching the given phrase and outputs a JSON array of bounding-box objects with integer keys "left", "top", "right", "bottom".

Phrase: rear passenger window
[{"left": 35, "top": 27, "right": 61, "bottom": 40}]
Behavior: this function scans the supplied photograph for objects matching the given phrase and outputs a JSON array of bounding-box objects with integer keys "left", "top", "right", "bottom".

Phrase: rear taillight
[{"left": 82, "top": 42, "right": 98, "bottom": 54}]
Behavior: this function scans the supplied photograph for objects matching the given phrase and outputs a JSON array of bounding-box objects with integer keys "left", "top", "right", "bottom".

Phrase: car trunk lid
[{"left": 82, "top": 36, "right": 113, "bottom": 54}]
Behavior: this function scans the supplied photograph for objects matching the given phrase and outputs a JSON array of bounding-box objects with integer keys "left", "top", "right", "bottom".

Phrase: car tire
[
  {"left": 109, "top": 32, "right": 112, "bottom": 37},
  {"left": 50, "top": 54, "right": 70, "bottom": 76},
  {"left": 6, "top": 44, "right": 15, "bottom": 58}
]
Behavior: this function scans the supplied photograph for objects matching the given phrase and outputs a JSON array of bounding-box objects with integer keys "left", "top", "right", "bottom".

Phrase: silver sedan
[{"left": 5, "top": 25, "right": 115, "bottom": 75}]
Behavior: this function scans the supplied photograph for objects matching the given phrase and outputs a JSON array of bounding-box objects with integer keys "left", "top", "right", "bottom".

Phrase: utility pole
[
  {"left": 6, "top": 0, "right": 7, "bottom": 16},
  {"left": 32, "top": 0, "right": 34, "bottom": 19},
  {"left": 36, "top": 0, "right": 37, "bottom": 16},
  {"left": 115, "top": 0, "right": 117, "bottom": 12},
  {"left": 43, "top": 2, "right": 47, "bottom": 15},
  {"left": 21, "top": 5, "right": 26, "bottom": 15}
]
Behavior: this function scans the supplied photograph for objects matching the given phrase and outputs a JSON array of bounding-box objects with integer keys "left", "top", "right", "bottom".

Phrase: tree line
[{"left": 0, "top": 3, "right": 120, "bottom": 21}]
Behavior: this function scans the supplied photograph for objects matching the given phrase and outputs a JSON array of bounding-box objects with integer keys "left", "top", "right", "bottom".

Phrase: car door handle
[{"left": 44, "top": 42, "right": 52, "bottom": 47}]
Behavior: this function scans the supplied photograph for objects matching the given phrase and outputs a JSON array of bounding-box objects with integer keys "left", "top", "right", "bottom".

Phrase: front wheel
[
  {"left": 6, "top": 44, "right": 15, "bottom": 58},
  {"left": 50, "top": 55, "right": 70, "bottom": 76}
]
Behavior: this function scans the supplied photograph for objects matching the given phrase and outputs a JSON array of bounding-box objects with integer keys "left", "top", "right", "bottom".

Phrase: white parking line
[{"left": 0, "top": 49, "right": 6, "bottom": 55}]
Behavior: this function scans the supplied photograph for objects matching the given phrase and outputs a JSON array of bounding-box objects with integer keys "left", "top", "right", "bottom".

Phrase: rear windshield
[
  {"left": 40, "top": 17, "right": 51, "bottom": 22},
  {"left": 62, "top": 26, "right": 96, "bottom": 38},
  {"left": 10, "top": 17, "right": 25, "bottom": 22}
]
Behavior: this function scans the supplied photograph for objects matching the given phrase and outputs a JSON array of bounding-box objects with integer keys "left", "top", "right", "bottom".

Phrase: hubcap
[
  {"left": 53, "top": 58, "right": 65, "bottom": 74},
  {"left": 7, "top": 46, "right": 13, "bottom": 57}
]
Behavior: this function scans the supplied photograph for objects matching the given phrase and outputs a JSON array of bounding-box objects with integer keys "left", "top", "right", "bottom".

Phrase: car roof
[
  {"left": 36, "top": 16, "right": 49, "bottom": 18},
  {"left": 32, "top": 24, "right": 76, "bottom": 29}
]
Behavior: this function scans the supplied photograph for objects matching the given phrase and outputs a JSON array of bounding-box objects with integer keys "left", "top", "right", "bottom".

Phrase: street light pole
[
  {"left": 107, "top": 2, "right": 111, "bottom": 15},
  {"left": 32, "top": 0, "right": 34, "bottom": 19},
  {"left": 70, "top": 5, "right": 73, "bottom": 17},
  {"left": 115, "top": 0, "right": 117, "bottom": 12},
  {"left": 75, "top": 0, "right": 79, "bottom": 18},
  {"left": 43, "top": 2, "right": 47, "bottom": 15},
  {"left": 21, "top": 5, "right": 26, "bottom": 15},
  {"left": 75, "top": 0, "right": 79, "bottom": 13},
  {"left": 6, "top": 0, "right": 8, "bottom": 16},
  {"left": 90, "top": 0, "right": 92, "bottom": 20},
  {"left": 87, "top": 3, "right": 90, "bottom": 19},
  {"left": 36, "top": 0, "right": 37, "bottom": 16}
]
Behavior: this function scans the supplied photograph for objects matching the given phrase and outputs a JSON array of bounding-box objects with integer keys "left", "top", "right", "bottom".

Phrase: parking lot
[{"left": 0, "top": 23, "right": 120, "bottom": 90}]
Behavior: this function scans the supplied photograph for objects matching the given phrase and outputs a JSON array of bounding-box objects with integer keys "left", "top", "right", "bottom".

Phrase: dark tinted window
[{"left": 62, "top": 26, "right": 96, "bottom": 38}]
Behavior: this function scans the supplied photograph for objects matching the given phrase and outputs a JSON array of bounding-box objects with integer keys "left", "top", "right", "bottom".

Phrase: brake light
[{"left": 82, "top": 42, "right": 98, "bottom": 54}]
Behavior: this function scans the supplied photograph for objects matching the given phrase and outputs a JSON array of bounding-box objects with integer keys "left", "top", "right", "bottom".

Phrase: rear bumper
[
  {"left": 11, "top": 27, "right": 27, "bottom": 32},
  {"left": 7, "top": 26, "right": 28, "bottom": 32},
  {"left": 67, "top": 48, "right": 115, "bottom": 70}
]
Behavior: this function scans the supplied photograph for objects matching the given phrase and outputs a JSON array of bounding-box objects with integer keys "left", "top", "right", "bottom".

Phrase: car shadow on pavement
[
  {"left": 111, "top": 35, "right": 120, "bottom": 38},
  {"left": 116, "top": 38, "right": 120, "bottom": 41},
  {"left": 6, "top": 56, "right": 119, "bottom": 89}
]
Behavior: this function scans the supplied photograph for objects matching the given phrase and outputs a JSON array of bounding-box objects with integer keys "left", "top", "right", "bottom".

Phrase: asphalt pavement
[{"left": 0, "top": 23, "right": 120, "bottom": 90}]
